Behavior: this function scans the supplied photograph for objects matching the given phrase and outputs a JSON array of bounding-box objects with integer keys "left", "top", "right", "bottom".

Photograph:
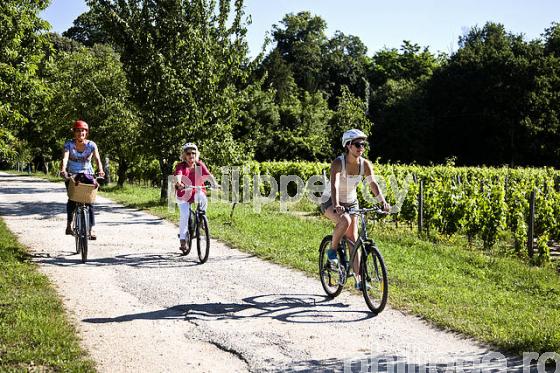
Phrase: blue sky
[{"left": 42, "top": 0, "right": 560, "bottom": 57}]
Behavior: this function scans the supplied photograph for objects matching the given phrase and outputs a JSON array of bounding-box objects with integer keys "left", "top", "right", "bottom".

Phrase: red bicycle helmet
[{"left": 73, "top": 120, "right": 89, "bottom": 131}]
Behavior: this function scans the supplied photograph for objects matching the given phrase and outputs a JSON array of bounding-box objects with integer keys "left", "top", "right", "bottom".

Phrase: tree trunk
[{"left": 117, "top": 160, "right": 128, "bottom": 188}]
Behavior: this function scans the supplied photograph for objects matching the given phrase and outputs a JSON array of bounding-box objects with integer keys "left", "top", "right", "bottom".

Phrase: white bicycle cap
[
  {"left": 341, "top": 129, "right": 367, "bottom": 147},
  {"left": 182, "top": 142, "right": 198, "bottom": 151}
]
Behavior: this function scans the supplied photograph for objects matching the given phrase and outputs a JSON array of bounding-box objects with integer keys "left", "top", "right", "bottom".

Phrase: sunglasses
[
  {"left": 185, "top": 151, "right": 196, "bottom": 155},
  {"left": 351, "top": 141, "right": 367, "bottom": 148}
]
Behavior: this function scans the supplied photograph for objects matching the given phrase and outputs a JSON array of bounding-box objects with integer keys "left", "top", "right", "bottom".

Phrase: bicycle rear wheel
[
  {"left": 196, "top": 214, "right": 210, "bottom": 264},
  {"left": 360, "top": 245, "right": 388, "bottom": 314},
  {"left": 319, "top": 235, "right": 343, "bottom": 298},
  {"left": 80, "top": 208, "right": 89, "bottom": 263}
]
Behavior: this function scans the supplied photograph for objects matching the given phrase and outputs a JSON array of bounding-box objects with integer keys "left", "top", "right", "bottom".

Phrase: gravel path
[{"left": 0, "top": 172, "right": 542, "bottom": 372}]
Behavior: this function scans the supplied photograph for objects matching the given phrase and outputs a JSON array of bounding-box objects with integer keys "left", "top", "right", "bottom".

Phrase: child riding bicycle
[{"left": 320, "top": 129, "right": 390, "bottom": 289}]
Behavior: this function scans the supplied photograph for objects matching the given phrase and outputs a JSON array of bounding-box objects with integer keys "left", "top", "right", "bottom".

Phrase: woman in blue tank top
[{"left": 60, "top": 120, "right": 105, "bottom": 238}]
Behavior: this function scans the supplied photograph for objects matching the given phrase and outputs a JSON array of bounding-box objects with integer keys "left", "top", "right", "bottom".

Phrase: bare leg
[
  {"left": 343, "top": 217, "right": 360, "bottom": 277},
  {"left": 324, "top": 206, "right": 351, "bottom": 250}
]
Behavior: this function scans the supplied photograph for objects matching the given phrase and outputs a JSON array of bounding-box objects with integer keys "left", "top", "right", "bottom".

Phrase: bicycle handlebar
[
  {"left": 175, "top": 184, "right": 220, "bottom": 191},
  {"left": 61, "top": 172, "right": 104, "bottom": 184},
  {"left": 345, "top": 207, "right": 389, "bottom": 215}
]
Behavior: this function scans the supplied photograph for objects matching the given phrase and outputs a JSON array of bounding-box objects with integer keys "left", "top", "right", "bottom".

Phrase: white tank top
[{"left": 323, "top": 154, "right": 364, "bottom": 203}]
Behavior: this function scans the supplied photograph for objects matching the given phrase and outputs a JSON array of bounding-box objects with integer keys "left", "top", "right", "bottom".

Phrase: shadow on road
[
  {"left": 83, "top": 293, "right": 375, "bottom": 325},
  {"left": 31, "top": 251, "right": 203, "bottom": 268},
  {"left": 32, "top": 249, "right": 255, "bottom": 268},
  {"left": 0, "top": 200, "right": 66, "bottom": 219}
]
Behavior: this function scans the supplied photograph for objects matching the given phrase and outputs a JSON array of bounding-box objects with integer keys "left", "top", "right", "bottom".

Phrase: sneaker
[
  {"left": 327, "top": 249, "right": 339, "bottom": 268},
  {"left": 89, "top": 229, "right": 97, "bottom": 240},
  {"left": 355, "top": 281, "right": 372, "bottom": 291}
]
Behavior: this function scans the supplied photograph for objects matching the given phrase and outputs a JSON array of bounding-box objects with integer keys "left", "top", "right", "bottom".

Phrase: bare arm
[
  {"left": 364, "top": 160, "right": 390, "bottom": 211},
  {"left": 329, "top": 159, "right": 344, "bottom": 214},
  {"left": 60, "top": 149, "right": 70, "bottom": 176},
  {"left": 93, "top": 146, "right": 105, "bottom": 177}
]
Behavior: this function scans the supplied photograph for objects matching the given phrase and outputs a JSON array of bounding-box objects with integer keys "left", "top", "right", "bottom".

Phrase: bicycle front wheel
[
  {"left": 360, "top": 245, "right": 388, "bottom": 314},
  {"left": 80, "top": 209, "right": 89, "bottom": 263},
  {"left": 196, "top": 214, "right": 210, "bottom": 264},
  {"left": 73, "top": 212, "right": 80, "bottom": 254},
  {"left": 319, "top": 235, "right": 343, "bottom": 298}
]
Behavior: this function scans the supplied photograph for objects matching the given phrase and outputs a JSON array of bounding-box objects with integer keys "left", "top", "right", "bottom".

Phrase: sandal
[{"left": 89, "top": 230, "right": 97, "bottom": 240}]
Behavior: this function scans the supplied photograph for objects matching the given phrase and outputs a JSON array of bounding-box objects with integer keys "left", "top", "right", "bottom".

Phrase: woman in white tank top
[{"left": 321, "top": 129, "right": 390, "bottom": 288}]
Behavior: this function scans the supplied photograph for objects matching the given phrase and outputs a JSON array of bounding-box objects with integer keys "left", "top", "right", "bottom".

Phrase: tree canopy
[
  {"left": 0, "top": 0, "right": 50, "bottom": 165},
  {"left": 2, "top": 5, "right": 560, "bottom": 178}
]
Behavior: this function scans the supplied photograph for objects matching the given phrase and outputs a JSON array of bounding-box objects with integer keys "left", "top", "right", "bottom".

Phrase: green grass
[
  {"left": 0, "top": 219, "right": 96, "bottom": 371},
  {"left": 99, "top": 183, "right": 560, "bottom": 355}
]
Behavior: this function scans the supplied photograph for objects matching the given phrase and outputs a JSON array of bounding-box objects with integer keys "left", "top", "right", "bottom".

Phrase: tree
[
  {"left": 89, "top": 0, "right": 255, "bottom": 199},
  {"left": 48, "top": 32, "right": 85, "bottom": 53},
  {"left": 543, "top": 22, "right": 560, "bottom": 58},
  {"left": 370, "top": 78, "right": 434, "bottom": 163},
  {"left": 328, "top": 86, "right": 371, "bottom": 157},
  {"left": 428, "top": 22, "right": 543, "bottom": 166},
  {"left": 322, "top": 31, "right": 371, "bottom": 106},
  {"left": 525, "top": 23, "right": 560, "bottom": 167},
  {"left": 0, "top": 0, "right": 50, "bottom": 165},
  {"left": 47, "top": 44, "right": 141, "bottom": 185},
  {"left": 357, "top": 42, "right": 440, "bottom": 164},
  {"left": 63, "top": 9, "right": 111, "bottom": 47},
  {"left": 235, "top": 83, "right": 280, "bottom": 160},
  {"left": 369, "top": 41, "right": 441, "bottom": 87},
  {"left": 271, "top": 11, "right": 327, "bottom": 92}
]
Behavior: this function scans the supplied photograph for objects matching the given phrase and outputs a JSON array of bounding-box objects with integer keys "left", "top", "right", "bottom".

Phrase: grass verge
[
  {"left": 98, "top": 183, "right": 560, "bottom": 355},
  {"left": 0, "top": 219, "right": 96, "bottom": 371}
]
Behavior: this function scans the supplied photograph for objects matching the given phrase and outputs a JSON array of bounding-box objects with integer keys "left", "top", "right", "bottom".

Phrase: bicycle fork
[
  {"left": 75, "top": 207, "right": 89, "bottom": 238},
  {"left": 362, "top": 243, "right": 380, "bottom": 283}
]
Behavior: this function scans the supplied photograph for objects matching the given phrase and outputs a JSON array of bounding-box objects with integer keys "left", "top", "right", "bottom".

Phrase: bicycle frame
[
  {"left": 338, "top": 208, "right": 380, "bottom": 280},
  {"left": 319, "top": 206, "right": 389, "bottom": 313}
]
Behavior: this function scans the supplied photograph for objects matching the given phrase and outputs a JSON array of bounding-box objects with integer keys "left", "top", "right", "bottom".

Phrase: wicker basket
[{"left": 68, "top": 182, "right": 98, "bottom": 204}]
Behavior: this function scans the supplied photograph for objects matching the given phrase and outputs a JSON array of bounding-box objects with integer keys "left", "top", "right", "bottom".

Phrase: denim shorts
[{"left": 320, "top": 197, "right": 359, "bottom": 214}]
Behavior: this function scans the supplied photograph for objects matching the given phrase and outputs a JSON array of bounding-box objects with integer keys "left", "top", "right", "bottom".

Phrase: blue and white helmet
[{"left": 341, "top": 129, "right": 367, "bottom": 147}]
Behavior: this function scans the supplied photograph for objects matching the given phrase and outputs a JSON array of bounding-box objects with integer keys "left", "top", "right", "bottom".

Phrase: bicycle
[
  {"left": 178, "top": 185, "right": 212, "bottom": 264},
  {"left": 319, "top": 207, "right": 389, "bottom": 314},
  {"left": 65, "top": 174, "right": 102, "bottom": 263}
]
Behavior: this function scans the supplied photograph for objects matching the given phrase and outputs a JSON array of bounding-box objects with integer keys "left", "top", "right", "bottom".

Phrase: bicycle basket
[{"left": 68, "top": 182, "right": 98, "bottom": 204}]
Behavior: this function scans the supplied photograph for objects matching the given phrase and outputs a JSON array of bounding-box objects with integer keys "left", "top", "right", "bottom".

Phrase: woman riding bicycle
[
  {"left": 321, "top": 129, "right": 390, "bottom": 289},
  {"left": 60, "top": 120, "right": 105, "bottom": 239},
  {"left": 174, "top": 143, "right": 218, "bottom": 253}
]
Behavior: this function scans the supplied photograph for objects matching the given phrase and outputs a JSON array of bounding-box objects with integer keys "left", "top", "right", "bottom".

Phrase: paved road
[{"left": 0, "top": 173, "right": 543, "bottom": 372}]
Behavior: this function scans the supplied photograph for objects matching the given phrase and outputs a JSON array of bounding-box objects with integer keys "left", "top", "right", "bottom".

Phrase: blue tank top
[{"left": 64, "top": 140, "right": 97, "bottom": 175}]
